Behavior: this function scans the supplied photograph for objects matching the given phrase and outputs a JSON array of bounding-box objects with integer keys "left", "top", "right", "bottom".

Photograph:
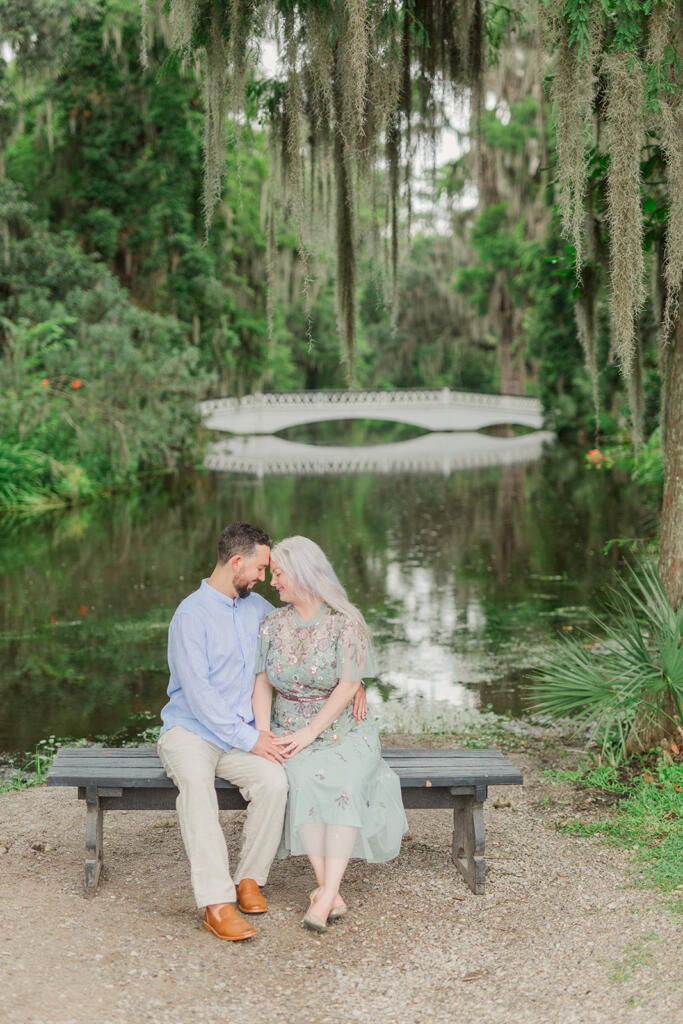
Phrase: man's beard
[{"left": 234, "top": 576, "right": 252, "bottom": 600}]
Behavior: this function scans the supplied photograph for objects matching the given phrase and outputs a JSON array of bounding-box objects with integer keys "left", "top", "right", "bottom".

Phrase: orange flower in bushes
[
  {"left": 70, "top": 379, "right": 83, "bottom": 389},
  {"left": 42, "top": 378, "right": 49, "bottom": 387},
  {"left": 585, "top": 448, "right": 613, "bottom": 470}
]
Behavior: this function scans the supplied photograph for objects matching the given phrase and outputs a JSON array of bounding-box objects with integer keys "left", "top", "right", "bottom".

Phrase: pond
[{"left": 0, "top": 431, "right": 654, "bottom": 758}]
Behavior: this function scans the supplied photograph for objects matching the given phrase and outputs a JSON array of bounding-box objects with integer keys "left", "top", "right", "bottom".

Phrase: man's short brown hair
[{"left": 217, "top": 522, "right": 271, "bottom": 565}]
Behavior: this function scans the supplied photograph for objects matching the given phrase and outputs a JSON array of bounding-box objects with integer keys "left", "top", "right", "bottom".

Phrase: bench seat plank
[
  {"left": 48, "top": 748, "right": 522, "bottom": 786},
  {"left": 50, "top": 766, "right": 521, "bottom": 788},
  {"left": 51, "top": 746, "right": 511, "bottom": 761}
]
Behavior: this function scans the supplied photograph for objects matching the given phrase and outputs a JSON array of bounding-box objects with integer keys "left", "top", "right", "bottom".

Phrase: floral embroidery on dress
[{"left": 256, "top": 602, "right": 407, "bottom": 864}]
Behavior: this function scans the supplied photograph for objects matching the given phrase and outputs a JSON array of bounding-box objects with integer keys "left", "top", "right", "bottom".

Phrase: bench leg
[
  {"left": 452, "top": 795, "right": 486, "bottom": 894},
  {"left": 84, "top": 787, "right": 103, "bottom": 893}
]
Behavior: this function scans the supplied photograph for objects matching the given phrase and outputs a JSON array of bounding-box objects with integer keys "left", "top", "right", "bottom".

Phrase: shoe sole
[
  {"left": 237, "top": 904, "right": 267, "bottom": 914},
  {"left": 203, "top": 920, "right": 256, "bottom": 941},
  {"left": 302, "top": 916, "right": 327, "bottom": 934}
]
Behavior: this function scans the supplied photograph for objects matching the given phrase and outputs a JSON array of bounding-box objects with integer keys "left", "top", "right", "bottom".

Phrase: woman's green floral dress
[{"left": 256, "top": 604, "right": 407, "bottom": 862}]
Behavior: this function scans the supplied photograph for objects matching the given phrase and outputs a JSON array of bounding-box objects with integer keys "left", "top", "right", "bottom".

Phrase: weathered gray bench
[{"left": 47, "top": 745, "right": 522, "bottom": 895}]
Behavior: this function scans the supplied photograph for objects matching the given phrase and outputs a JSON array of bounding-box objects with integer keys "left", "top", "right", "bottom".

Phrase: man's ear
[{"left": 230, "top": 554, "right": 242, "bottom": 574}]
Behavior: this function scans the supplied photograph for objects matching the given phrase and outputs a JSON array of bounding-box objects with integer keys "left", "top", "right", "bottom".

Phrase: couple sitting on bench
[{"left": 158, "top": 521, "right": 408, "bottom": 941}]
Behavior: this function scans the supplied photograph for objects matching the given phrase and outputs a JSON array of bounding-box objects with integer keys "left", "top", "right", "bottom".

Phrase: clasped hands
[
  {"left": 252, "top": 685, "right": 368, "bottom": 763},
  {"left": 252, "top": 727, "right": 312, "bottom": 763}
]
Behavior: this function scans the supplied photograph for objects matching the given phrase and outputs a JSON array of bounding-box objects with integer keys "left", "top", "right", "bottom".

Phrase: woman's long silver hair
[{"left": 270, "top": 535, "right": 370, "bottom": 638}]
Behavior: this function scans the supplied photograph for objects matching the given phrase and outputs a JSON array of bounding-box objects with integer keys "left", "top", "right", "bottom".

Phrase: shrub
[
  {"left": 528, "top": 564, "right": 682, "bottom": 759},
  {"left": 0, "top": 200, "right": 213, "bottom": 508}
]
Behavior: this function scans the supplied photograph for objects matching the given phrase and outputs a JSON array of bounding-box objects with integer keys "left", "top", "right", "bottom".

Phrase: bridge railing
[{"left": 201, "top": 388, "right": 541, "bottom": 414}]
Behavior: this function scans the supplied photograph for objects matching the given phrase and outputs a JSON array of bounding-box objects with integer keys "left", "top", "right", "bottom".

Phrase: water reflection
[
  {"left": 205, "top": 429, "right": 556, "bottom": 475},
  {"left": 0, "top": 443, "right": 653, "bottom": 755},
  {"left": 379, "top": 560, "right": 481, "bottom": 706}
]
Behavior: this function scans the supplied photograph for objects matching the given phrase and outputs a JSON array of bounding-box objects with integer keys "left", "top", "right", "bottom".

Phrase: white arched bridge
[{"left": 200, "top": 388, "right": 544, "bottom": 434}]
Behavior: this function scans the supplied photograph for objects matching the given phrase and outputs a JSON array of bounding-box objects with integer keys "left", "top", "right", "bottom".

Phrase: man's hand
[
  {"left": 251, "top": 730, "right": 287, "bottom": 763},
  {"left": 352, "top": 685, "right": 368, "bottom": 721}
]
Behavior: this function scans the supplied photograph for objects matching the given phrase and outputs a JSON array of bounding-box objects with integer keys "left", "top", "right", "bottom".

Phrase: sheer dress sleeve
[
  {"left": 335, "top": 617, "right": 377, "bottom": 682},
  {"left": 255, "top": 618, "right": 272, "bottom": 674}
]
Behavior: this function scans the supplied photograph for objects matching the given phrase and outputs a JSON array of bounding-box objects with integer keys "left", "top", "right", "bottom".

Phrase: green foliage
[
  {"left": 0, "top": 715, "right": 162, "bottom": 792},
  {"left": 604, "top": 427, "right": 665, "bottom": 490},
  {"left": 1, "top": 0, "right": 675, "bottom": 457},
  {"left": 529, "top": 563, "right": 683, "bottom": 757},
  {"left": 481, "top": 96, "right": 539, "bottom": 153},
  {"left": 359, "top": 234, "right": 496, "bottom": 391},
  {"left": 0, "top": 734, "right": 66, "bottom": 793},
  {"left": 0, "top": 440, "right": 56, "bottom": 509},
  {"left": 0, "top": 185, "right": 210, "bottom": 508},
  {"left": 547, "top": 753, "right": 683, "bottom": 897}
]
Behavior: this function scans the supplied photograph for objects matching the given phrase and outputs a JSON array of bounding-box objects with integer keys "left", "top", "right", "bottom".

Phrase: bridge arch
[{"left": 200, "top": 388, "right": 544, "bottom": 435}]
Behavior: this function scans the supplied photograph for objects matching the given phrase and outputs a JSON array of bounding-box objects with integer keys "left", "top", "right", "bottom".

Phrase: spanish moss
[{"left": 604, "top": 52, "right": 645, "bottom": 402}]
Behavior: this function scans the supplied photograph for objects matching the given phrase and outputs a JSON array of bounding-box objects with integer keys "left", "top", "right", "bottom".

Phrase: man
[{"left": 158, "top": 521, "right": 288, "bottom": 942}]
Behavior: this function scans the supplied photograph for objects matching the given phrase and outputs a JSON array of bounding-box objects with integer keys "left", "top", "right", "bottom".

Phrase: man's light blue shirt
[{"left": 160, "top": 580, "right": 273, "bottom": 753}]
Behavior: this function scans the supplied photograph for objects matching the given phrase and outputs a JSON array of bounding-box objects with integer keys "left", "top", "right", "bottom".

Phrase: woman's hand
[
  {"left": 280, "top": 724, "right": 316, "bottom": 757},
  {"left": 352, "top": 685, "right": 367, "bottom": 721}
]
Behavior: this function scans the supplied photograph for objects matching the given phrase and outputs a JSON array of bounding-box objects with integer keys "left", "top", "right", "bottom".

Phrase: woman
[{"left": 253, "top": 536, "right": 407, "bottom": 932}]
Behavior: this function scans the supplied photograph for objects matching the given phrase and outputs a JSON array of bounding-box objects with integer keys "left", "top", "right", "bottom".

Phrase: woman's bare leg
[
  {"left": 299, "top": 822, "right": 325, "bottom": 886},
  {"left": 306, "top": 853, "right": 325, "bottom": 887},
  {"left": 310, "top": 824, "right": 357, "bottom": 922}
]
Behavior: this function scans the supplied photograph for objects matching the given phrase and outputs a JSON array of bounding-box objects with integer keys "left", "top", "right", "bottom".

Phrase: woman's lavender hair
[{"left": 270, "top": 535, "right": 370, "bottom": 637}]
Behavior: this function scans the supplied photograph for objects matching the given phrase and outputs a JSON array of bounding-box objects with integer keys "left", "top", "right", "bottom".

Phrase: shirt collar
[{"left": 200, "top": 578, "right": 241, "bottom": 608}]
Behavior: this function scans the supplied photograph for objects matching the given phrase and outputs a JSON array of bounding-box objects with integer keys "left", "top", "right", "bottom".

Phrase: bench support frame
[
  {"left": 81, "top": 786, "right": 124, "bottom": 894},
  {"left": 452, "top": 785, "right": 487, "bottom": 895},
  {"left": 76, "top": 782, "right": 490, "bottom": 896}
]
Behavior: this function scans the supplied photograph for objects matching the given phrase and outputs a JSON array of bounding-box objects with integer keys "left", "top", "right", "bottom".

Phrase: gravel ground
[{"left": 0, "top": 735, "right": 680, "bottom": 1024}]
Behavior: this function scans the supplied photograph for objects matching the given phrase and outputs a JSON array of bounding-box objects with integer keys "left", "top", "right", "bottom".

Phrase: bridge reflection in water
[{"left": 205, "top": 429, "right": 556, "bottom": 476}]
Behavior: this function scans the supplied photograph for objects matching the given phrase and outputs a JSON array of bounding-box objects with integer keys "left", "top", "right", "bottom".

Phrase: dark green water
[{"left": 0, "top": 442, "right": 655, "bottom": 756}]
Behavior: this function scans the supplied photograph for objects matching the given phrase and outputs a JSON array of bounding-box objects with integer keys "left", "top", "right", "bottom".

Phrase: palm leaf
[{"left": 528, "top": 564, "right": 681, "bottom": 759}]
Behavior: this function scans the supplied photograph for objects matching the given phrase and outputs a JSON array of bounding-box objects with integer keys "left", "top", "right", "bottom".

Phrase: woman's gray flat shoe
[
  {"left": 309, "top": 884, "right": 348, "bottom": 925},
  {"left": 302, "top": 911, "right": 327, "bottom": 933}
]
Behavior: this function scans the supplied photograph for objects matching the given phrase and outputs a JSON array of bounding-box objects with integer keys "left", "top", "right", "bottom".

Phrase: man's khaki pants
[{"left": 158, "top": 725, "right": 288, "bottom": 908}]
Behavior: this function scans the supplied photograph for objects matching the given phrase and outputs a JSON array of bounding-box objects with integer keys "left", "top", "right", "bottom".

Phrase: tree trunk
[
  {"left": 658, "top": 299, "right": 683, "bottom": 610},
  {"left": 627, "top": 300, "right": 683, "bottom": 753},
  {"left": 497, "top": 289, "right": 525, "bottom": 396}
]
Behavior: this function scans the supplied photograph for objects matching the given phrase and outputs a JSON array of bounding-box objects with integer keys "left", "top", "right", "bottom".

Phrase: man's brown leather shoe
[
  {"left": 203, "top": 903, "right": 257, "bottom": 941},
  {"left": 236, "top": 878, "right": 267, "bottom": 914}
]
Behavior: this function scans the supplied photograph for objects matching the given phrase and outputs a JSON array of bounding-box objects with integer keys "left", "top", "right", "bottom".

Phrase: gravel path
[{"left": 0, "top": 736, "right": 680, "bottom": 1024}]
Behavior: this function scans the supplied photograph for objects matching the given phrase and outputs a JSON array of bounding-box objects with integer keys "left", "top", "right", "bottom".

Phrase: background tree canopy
[{"left": 0, "top": 0, "right": 680, "bottom": 606}]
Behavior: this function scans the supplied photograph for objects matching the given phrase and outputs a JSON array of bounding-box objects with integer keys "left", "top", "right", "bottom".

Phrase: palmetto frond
[{"left": 529, "top": 564, "right": 682, "bottom": 758}]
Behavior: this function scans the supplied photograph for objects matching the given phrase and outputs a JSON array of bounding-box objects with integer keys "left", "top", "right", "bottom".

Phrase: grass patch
[
  {"left": 0, "top": 712, "right": 162, "bottom": 794},
  {"left": 0, "top": 736, "right": 68, "bottom": 793},
  {"left": 544, "top": 752, "right": 683, "bottom": 905},
  {"left": 608, "top": 932, "right": 659, "bottom": 982}
]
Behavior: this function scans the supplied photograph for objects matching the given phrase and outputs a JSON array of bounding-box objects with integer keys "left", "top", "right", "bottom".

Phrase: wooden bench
[{"left": 47, "top": 745, "right": 522, "bottom": 895}]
